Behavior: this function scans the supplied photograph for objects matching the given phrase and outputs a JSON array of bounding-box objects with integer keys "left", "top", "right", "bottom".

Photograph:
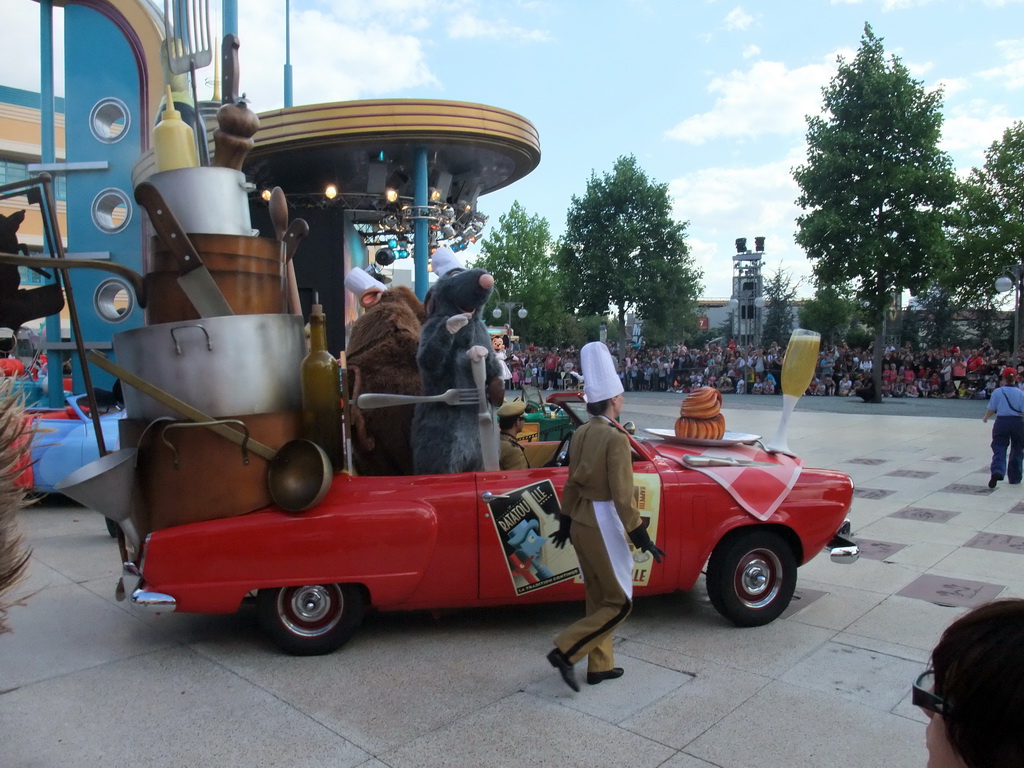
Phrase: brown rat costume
[{"left": 346, "top": 282, "right": 425, "bottom": 476}]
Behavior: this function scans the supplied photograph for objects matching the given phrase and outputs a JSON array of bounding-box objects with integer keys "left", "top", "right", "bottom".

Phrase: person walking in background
[
  {"left": 545, "top": 342, "right": 665, "bottom": 692},
  {"left": 982, "top": 366, "right": 1024, "bottom": 488},
  {"left": 913, "top": 599, "right": 1024, "bottom": 767}
]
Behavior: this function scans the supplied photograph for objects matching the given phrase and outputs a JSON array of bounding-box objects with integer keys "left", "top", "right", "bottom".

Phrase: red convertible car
[{"left": 119, "top": 394, "right": 858, "bottom": 655}]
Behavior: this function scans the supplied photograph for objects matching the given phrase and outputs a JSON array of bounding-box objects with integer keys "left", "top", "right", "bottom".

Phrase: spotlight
[
  {"left": 754, "top": 236, "right": 765, "bottom": 252},
  {"left": 375, "top": 247, "right": 395, "bottom": 267},
  {"left": 429, "top": 187, "right": 442, "bottom": 202},
  {"left": 261, "top": 189, "right": 272, "bottom": 202},
  {"left": 384, "top": 170, "right": 409, "bottom": 203},
  {"left": 325, "top": 185, "right": 337, "bottom": 199},
  {"left": 735, "top": 238, "right": 747, "bottom": 254}
]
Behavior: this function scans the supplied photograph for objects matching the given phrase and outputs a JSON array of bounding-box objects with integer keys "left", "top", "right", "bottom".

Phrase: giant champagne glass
[{"left": 763, "top": 329, "right": 821, "bottom": 456}]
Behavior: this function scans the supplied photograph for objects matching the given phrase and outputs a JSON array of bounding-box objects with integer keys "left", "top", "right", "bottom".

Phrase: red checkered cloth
[{"left": 676, "top": 444, "right": 803, "bottom": 521}]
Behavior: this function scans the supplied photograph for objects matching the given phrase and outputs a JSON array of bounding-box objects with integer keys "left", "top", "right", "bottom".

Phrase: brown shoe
[{"left": 586, "top": 667, "right": 624, "bottom": 685}]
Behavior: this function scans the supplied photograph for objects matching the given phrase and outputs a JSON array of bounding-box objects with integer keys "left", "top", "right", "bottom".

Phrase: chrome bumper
[
  {"left": 828, "top": 519, "right": 860, "bottom": 564},
  {"left": 116, "top": 562, "right": 177, "bottom": 612}
]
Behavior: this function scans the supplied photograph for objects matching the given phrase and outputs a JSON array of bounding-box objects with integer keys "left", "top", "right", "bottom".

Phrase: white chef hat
[
  {"left": 345, "top": 267, "right": 383, "bottom": 297},
  {"left": 431, "top": 246, "right": 462, "bottom": 277},
  {"left": 345, "top": 267, "right": 385, "bottom": 308},
  {"left": 582, "top": 341, "right": 622, "bottom": 403}
]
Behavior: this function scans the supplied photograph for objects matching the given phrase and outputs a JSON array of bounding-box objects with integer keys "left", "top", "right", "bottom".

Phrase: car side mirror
[{"left": 622, "top": 421, "right": 636, "bottom": 435}]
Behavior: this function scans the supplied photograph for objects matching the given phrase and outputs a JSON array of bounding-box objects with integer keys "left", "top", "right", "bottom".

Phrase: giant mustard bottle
[
  {"left": 153, "top": 84, "right": 199, "bottom": 172},
  {"left": 301, "top": 301, "right": 344, "bottom": 470}
]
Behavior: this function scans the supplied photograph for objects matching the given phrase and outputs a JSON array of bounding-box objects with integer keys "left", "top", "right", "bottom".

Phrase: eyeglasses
[{"left": 912, "top": 670, "right": 948, "bottom": 717}]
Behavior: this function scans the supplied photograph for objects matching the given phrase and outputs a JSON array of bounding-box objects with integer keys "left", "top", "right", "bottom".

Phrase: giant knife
[{"left": 134, "top": 181, "right": 235, "bottom": 318}]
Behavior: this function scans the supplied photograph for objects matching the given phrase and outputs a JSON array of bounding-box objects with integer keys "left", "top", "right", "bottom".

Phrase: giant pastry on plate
[{"left": 675, "top": 387, "right": 726, "bottom": 440}]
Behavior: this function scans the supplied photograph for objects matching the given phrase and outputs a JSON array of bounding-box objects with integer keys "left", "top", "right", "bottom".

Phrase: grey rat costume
[{"left": 411, "top": 248, "right": 503, "bottom": 474}]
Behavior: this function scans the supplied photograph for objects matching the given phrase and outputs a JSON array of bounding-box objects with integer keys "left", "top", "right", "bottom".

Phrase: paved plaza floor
[{"left": 3, "top": 393, "right": 1019, "bottom": 767}]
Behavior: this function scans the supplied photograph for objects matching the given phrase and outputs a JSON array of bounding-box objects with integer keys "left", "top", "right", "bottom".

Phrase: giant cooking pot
[
  {"left": 113, "top": 314, "right": 305, "bottom": 421},
  {"left": 144, "top": 234, "right": 285, "bottom": 324},
  {"left": 147, "top": 167, "right": 253, "bottom": 236}
]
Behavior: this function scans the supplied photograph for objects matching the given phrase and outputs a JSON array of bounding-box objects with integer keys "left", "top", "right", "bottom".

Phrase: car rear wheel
[
  {"left": 705, "top": 529, "right": 796, "bottom": 627},
  {"left": 257, "top": 583, "right": 364, "bottom": 656}
]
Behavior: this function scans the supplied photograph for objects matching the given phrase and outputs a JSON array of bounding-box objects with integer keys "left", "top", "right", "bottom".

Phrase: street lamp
[
  {"left": 492, "top": 301, "right": 528, "bottom": 334},
  {"left": 996, "top": 265, "right": 1023, "bottom": 365}
]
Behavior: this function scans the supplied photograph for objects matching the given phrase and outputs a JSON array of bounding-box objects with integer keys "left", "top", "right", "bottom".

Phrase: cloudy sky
[{"left": 7, "top": 0, "right": 1024, "bottom": 298}]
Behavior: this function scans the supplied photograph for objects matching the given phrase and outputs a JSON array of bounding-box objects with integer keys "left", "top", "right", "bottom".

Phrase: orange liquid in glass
[{"left": 781, "top": 332, "right": 821, "bottom": 397}]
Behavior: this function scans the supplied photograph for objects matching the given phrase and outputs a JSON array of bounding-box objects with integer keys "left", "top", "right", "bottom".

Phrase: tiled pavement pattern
[{"left": 3, "top": 400, "right": 1022, "bottom": 768}]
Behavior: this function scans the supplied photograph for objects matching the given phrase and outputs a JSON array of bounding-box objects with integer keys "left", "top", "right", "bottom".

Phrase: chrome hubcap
[
  {"left": 293, "top": 586, "right": 331, "bottom": 622},
  {"left": 280, "top": 585, "right": 343, "bottom": 637},
  {"left": 742, "top": 562, "right": 770, "bottom": 595},
  {"left": 736, "top": 550, "right": 782, "bottom": 609}
]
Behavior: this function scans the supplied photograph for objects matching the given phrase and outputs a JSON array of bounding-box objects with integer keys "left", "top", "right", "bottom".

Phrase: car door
[{"left": 476, "top": 448, "right": 664, "bottom": 603}]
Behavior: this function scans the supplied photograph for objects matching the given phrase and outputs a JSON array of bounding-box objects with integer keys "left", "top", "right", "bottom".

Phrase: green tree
[
  {"left": 945, "top": 121, "right": 1024, "bottom": 354},
  {"left": 793, "top": 23, "right": 956, "bottom": 401},
  {"left": 760, "top": 267, "right": 800, "bottom": 348},
  {"left": 798, "top": 283, "right": 857, "bottom": 346},
  {"left": 474, "top": 201, "right": 566, "bottom": 347},
  {"left": 912, "top": 283, "right": 958, "bottom": 350},
  {"left": 557, "top": 155, "right": 702, "bottom": 355}
]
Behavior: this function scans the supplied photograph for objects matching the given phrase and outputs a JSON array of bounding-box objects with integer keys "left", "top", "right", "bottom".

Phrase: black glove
[
  {"left": 551, "top": 515, "right": 572, "bottom": 549},
  {"left": 628, "top": 524, "right": 666, "bottom": 563}
]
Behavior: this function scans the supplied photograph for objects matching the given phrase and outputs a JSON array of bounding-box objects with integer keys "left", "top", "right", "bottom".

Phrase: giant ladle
[{"left": 87, "top": 352, "right": 332, "bottom": 512}]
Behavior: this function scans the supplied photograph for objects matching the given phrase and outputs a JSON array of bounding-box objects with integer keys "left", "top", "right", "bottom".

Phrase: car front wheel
[
  {"left": 705, "top": 529, "right": 796, "bottom": 627},
  {"left": 257, "top": 583, "right": 365, "bottom": 656}
]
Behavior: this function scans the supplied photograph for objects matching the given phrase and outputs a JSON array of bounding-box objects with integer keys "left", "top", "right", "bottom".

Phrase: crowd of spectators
[{"left": 502, "top": 337, "right": 1021, "bottom": 401}]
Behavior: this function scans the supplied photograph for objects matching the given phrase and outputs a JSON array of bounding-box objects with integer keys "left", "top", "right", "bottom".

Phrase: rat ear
[{"left": 360, "top": 290, "right": 383, "bottom": 308}]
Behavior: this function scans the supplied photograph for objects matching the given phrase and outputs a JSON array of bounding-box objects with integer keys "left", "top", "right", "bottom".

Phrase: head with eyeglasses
[{"left": 914, "top": 599, "right": 1024, "bottom": 767}]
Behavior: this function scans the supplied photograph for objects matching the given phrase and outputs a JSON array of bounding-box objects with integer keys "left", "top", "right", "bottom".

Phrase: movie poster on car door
[
  {"left": 486, "top": 479, "right": 580, "bottom": 596},
  {"left": 629, "top": 473, "right": 662, "bottom": 587},
  {"left": 568, "top": 472, "right": 662, "bottom": 588}
]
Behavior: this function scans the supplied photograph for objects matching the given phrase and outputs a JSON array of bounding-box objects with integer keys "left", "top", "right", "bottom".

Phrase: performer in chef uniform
[
  {"left": 546, "top": 342, "right": 665, "bottom": 691},
  {"left": 497, "top": 400, "right": 529, "bottom": 470}
]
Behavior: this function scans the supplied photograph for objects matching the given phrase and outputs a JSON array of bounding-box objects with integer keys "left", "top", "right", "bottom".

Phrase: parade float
[{"left": 0, "top": 1, "right": 858, "bottom": 655}]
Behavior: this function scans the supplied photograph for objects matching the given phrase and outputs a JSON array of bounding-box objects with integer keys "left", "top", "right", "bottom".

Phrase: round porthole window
[
  {"left": 93, "top": 277, "right": 136, "bottom": 322},
  {"left": 91, "top": 188, "right": 132, "bottom": 234},
  {"left": 88, "top": 97, "right": 131, "bottom": 143}
]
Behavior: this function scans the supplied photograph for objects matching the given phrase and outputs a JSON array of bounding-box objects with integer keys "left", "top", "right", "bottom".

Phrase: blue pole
[
  {"left": 223, "top": 0, "right": 238, "bottom": 36},
  {"left": 413, "top": 147, "right": 429, "bottom": 300},
  {"left": 284, "top": 0, "right": 293, "bottom": 107},
  {"left": 39, "top": 1, "right": 54, "bottom": 165},
  {"left": 40, "top": 0, "right": 61, "bottom": 406}
]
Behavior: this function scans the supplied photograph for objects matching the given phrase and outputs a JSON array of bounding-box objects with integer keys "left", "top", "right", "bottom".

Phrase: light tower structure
[{"left": 728, "top": 237, "right": 766, "bottom": 347}]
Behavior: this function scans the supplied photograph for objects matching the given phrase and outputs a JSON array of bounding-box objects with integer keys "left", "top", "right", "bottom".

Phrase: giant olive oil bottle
[{"left": 301, "top": 302, "right": 343, "bottom": 470}]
